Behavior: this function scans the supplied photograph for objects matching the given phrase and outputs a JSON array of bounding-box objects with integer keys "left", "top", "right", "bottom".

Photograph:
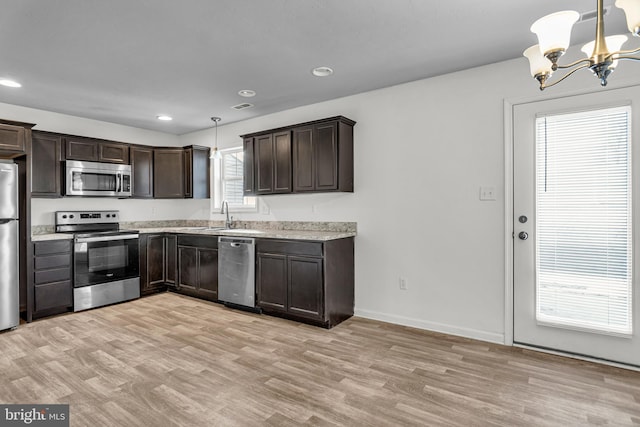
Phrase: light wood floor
[{"left": 1, "top": 293, "right": 640, "bottom": 426}]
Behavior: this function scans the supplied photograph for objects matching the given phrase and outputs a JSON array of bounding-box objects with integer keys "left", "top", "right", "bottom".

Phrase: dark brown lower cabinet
[
  {"left": 256, "top": 237, "right": 354, "bottom": 328},
  {"left": 139, "top": 234, "right": 176, "bottom": 295},
  {"left": 176, "top": 235, "right": 218, "bottom": 301},
  {"left": 32, "top": 239, "right": 73, "bottom": 318},
  {"left": 256, "top": 253, "right": 287, "bottom": 312}
]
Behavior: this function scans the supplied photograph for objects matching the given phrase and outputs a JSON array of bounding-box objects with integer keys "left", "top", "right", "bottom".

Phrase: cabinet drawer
[
  {"left": 177, "top": 235, "right": 218, "bottom": 249},
  {"left": 35, "top": 281, "right": 72, "bottom": 312},
  {"left": 34, "top": 254, "right": 71, "bottom": 270},
  {"left": 34, "top": 267, "right": 71, "bottom": 284},
  {"left": 34, "top": 240, "right": 72, "bottom": 256},
  {"left": 256, "top": 239, "right": 323, "bottom": 257}
]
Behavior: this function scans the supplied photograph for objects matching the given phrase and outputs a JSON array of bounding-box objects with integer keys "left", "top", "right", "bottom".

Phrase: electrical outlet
[
  {"left": 259, "top": 202, "right": 270, "bottom": 215},
  {"left": 399, "top": 277, "right": 408, "bottom": 290},
  {"left": 480, "top": 186, "right": 497, "bottom": 201}
]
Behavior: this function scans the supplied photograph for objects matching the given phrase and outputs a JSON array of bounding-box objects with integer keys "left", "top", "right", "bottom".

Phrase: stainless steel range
[{"left": 56, "top": 210, "right": 140, "bottom": 312}]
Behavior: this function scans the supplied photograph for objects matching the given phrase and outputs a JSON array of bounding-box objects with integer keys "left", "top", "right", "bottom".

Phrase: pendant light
[
  {"left": 210, "top": 117, "right": 222, "bottom": 160},
  {"left": 523, "top": 0, "right": 640, "bottom": 90}
]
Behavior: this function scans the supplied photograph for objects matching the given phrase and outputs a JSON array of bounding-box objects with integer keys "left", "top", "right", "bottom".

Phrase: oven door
[{"left": 74, "top": 234, "right": 140, "bottom": 287}]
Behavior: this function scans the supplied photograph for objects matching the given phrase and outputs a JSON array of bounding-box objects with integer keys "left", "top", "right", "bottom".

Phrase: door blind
[{"left": 535, "top": 106, "right": 632, "bottom": 335}]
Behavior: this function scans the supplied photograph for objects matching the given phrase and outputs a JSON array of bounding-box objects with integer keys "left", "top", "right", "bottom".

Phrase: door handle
[{"left": 518, "top": 231, "right": 529, "bottom": 240}]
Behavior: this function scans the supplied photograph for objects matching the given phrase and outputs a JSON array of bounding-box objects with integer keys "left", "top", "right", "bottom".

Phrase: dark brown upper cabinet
[
  {"left": 242, "top": 116, "right": 354, "bottom": 196},
  {"left": 130, "top": 145, "right": 154, "bottom": 199},
  {"left": 184, "top": 145, "right": 210, "bottom": 199},
  {"left": 64, "top": 136, "right": 129, "bottom": 164},
  {"left": 100, "top": 141, "right": 129, "bottom": 164},
  {"left": 153, "top": 148, "right": 184, "bottom": 198},
  {"left": 0, "top": 122, "right": 27, "bottom": 154},
  {"left": 293, "top": 118, "right": 353, "bottom": 193},
  {"left": 31, "top": 131, "right": 62, "bottom": 198},
  {"left": 243, "top": 137, "right": 255, "bottom": 196},
  {"left": 253, "top": 131, "right": 291, "bottom": 195}
]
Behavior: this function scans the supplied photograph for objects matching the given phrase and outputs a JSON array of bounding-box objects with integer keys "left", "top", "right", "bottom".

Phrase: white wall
[
  {"left": 14, "top": 48, "right": 640, "bottom": 343},
  {"left": 180, "top": 53, "right": 640, "bottom": 344},
  {"left": 0, "top": 102, "right": 211, "bottom": 224}
]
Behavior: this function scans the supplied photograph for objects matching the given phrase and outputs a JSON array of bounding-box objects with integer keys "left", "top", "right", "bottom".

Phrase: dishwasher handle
[{"left": 218, "top": 236, "right": 255, "bottom": 245}]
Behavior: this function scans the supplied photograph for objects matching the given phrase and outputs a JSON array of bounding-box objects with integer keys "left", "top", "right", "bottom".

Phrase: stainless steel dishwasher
[{"left": 218, "top": 236, "right": 256, "bottom": 310}]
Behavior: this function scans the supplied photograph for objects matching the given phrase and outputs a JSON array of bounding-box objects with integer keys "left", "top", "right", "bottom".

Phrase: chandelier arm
[
  {"left": 554, "top": 58, "right": 592, "bottom": 70},
  {"left": 541, "top": 64, "right": 591, "bottom": 89},
  {"left": 609, "top": 46, "right": 640, "bottom": 57},
  {"left": 614, "top": 56, "right": 640, "bottom": 61}
]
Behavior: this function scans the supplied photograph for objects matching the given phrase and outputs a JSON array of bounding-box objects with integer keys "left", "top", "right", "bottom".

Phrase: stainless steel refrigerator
[{"left": 0, "top": 162, "right": 19, "bottom": 331}]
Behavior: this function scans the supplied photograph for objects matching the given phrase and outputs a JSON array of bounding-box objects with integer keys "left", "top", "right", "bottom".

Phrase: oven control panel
[{"left": 56, "top": 210, "right": 119, "bottom": 226}]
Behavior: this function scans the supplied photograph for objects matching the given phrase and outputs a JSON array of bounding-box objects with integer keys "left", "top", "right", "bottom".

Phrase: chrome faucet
[{"left": 221, "top": 200, "right": 233, "bottom": 229}]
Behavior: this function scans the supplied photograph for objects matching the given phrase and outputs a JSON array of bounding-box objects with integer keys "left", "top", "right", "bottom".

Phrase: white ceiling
[{"left": 0, "top": 0, "right": 631, "bottom": 135}]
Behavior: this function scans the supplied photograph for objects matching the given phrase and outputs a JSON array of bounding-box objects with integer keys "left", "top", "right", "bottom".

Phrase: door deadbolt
[
  {"left": 518, "top": 215, "right": 528, "bottom": 224},
  {"left": 518, "top": 231, "right": 528, "bottom": 240}
]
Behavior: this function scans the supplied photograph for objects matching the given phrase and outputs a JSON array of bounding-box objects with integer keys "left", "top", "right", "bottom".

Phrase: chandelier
[{"left": 524, "top": 0, "right": 640, "bottom": 90}]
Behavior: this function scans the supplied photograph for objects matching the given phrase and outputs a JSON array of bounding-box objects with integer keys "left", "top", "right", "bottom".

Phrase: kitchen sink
[{"left": 220, "top": 229, "right": 264, "bottom": 234}]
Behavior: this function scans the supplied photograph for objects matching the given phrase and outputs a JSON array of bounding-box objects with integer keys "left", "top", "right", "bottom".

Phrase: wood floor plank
[{"left": 1, "top": 292, "right": 640, "bottom": 426}]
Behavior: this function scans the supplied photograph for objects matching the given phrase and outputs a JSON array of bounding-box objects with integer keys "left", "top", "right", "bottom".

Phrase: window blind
[
  {"left": 221, "top": 150, "right": 245, "bottom": 206},
  {"left": 217, "top": 148, "right": 256, "bottom": 210},
  {"left": 535, "top": 106, "right": 632, "bottom": 335}
]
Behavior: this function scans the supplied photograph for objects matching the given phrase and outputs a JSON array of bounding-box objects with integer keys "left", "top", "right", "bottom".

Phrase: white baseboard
[{"left": 354, "top": 308, "right": 505, "bottom": 345}]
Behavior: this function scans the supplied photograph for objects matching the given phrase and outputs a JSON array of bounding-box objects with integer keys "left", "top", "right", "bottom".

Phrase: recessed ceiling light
[
  {"left": 0, "top": 79, "right": 21, "bottom": 88},
  {"left": 156, "top": 115, "right": 173, "bottom": 121},
  {"left": 238, "top": 89, "right": 256, "bottom": 97},
  {"left": 312, "top": 66, "right": 334, "bottom": 77}
]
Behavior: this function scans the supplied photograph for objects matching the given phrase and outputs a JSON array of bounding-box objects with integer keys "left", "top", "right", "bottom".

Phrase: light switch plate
[{"left": 480, "top": 186, "right": 496, "bottom": 201}]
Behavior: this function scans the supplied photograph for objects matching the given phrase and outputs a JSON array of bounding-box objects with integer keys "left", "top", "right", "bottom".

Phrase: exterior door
[{"left": 513, "top": 87, "right": 640, "bottom": 366}]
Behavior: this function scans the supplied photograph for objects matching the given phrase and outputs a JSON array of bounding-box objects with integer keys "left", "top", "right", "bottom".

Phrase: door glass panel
[{"left": 535, "top": 106, "right": 632, "bottom": 335}]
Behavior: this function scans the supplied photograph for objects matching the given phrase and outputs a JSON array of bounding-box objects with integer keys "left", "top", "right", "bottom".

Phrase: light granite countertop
[
  {"left": 137, "top": 227, "right": 355, "bottom": 241},
  {"left": 32, "top": 222, "right": 357, "bottom": 242}
]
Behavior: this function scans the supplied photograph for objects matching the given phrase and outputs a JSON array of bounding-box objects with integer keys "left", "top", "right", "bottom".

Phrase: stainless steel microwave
[{"left": 65, "top": 160, "right": 132, "bottom": 197}]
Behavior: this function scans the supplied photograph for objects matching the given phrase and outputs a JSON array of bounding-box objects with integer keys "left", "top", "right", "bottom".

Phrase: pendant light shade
[
  {"left": 210, "top": 116, "right": 222, "bottom": 160},
  {"left": 530, "top": 10, "right": 580, "bottom": 56},
  {"left": 616, "top": 0, "right": 640, "bottom": 35},
  {"left": 582, "top": 34, "right": 629, "bottom": 68},
  {"left": 523, "top": 45, "right": 553, "bottom": 77}
]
